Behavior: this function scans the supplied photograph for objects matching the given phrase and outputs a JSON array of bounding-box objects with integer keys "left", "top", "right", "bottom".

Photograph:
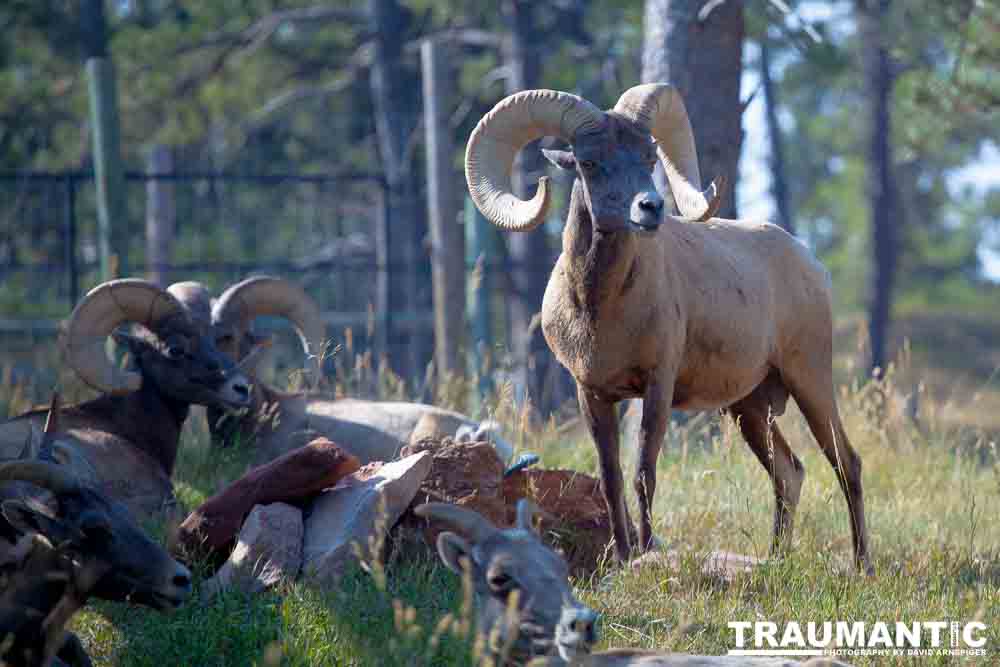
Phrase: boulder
[
  {"left": 400, "top": 438, "right": 509, "bottom": 546},
  {"left": 503, "top": 468, "right": 627, "bottom": 574},
  {"left": 200, "top": 502, "right": 303, "bottom": 600},
  {"left": 177, "top": 437, "right": 359, "bottom": 559},
  {"left": 302, "top": 451, "right": 432, "bottom": 584}
]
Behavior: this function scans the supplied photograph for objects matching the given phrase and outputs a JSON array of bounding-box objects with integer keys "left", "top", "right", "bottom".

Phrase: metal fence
[
  {"left": 0, "top": 168, "right": 578, "bottom": 408},
  {"left": 0, "top": 169, "right": 437, "bottom": 380}
]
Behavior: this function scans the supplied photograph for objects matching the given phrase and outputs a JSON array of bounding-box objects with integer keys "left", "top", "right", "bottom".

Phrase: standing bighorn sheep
[
  {"left": 0, "top": 279, "right": 252, "bottom": 514},
  {"left": 167, "top": 277, "right": 513, "bottom": 465},
  {"left": 465, "top": 84, "right": 871, "bottom": 572}
]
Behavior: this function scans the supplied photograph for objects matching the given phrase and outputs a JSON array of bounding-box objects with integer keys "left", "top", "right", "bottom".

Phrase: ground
[{"left": 4, "top": 312, "right": 999, "bottom": 666}]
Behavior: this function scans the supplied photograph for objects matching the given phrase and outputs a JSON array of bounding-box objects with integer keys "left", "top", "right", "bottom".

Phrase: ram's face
[
  {"left": 545, "top": 116, "right": 666, "bottom": 234},
  {"left": 117, "top": 318, "right": 251, "bottom": 411},
  {"left": 437, "top": 528, "right": 599, "bottom": 662},
  {"left": 1, "top": 485, "right": 191, "bottom": 611}
]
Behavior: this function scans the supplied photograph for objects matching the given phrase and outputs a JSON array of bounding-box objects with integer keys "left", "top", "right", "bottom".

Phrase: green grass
[{"left": 3, "top": 314, "right": 999, "bottom": 666}]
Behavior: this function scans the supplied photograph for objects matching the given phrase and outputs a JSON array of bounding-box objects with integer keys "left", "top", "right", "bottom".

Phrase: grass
[{"left": 3, "top": 314, "right": 1000, "bottom": 666}]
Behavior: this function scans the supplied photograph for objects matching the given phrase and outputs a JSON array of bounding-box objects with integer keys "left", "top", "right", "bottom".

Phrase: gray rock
[
  {"left": 201, "top": 502, "right": 303, "bottom": 600},
  {"left": 301, "top": 451, "right": 432, "bottom": 584}
]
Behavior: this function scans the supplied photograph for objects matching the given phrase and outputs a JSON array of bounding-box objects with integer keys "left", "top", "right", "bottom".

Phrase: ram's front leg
[
  {"left": 635, "top": 376, "right": 672, "bottom": 552},
  {"left": 577, "top": 385, "right": 633, "bottom": 561}
]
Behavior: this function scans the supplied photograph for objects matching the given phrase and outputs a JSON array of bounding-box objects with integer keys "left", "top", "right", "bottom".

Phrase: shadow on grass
[{"left": 77, "top": 554, "right": 476, "bottom": 666}]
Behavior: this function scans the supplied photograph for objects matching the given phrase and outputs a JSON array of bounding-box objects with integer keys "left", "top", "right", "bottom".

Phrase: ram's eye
[
  {"left": 488, "top": 572, "right": 514, "bottom": 593},
  {"left": 165, "top": 345, "right": 186, "bottom": 360},
  {"left": 579, "top": 159, "right": 596, "bottom": 171}
]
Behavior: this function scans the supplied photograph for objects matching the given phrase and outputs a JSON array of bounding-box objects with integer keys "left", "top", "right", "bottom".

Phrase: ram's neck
[
  {"left": 561, "top": 183, "right": 641, "bottom": 320},
  {"left": 73, "top": 382, "right": 186, "bottom": 475}
]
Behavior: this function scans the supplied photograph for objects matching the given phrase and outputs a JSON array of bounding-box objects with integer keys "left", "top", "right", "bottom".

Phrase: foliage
[{"left": 752, "top": 0, "right": 998, "bottom": 312}]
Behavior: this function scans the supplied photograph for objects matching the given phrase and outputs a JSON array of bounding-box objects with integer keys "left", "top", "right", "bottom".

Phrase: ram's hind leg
[
  {"left": 727, "top": 379, "right": 805, "bottom": 556},
  {"left": 783, "top": 359, "right": 872, "bottom": 574}
]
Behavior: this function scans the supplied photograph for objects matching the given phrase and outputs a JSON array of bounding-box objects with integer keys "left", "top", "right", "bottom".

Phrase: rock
[
  {"left": 503, "top": 468, "right": 629, "bottom": 574},
  {"left": 398, "top": 438, "right": 509, "bottom": 549},
  {"left": 630, "top": 549, "right": 762, "bottom": 581},
  {"left": 302, "top": 451, "right": 432, "bottom": 583},
  {"left": 454, "top": 419, "right": 514, "bottom": 465},
  {"left": 177, "top": 437, "right": 359, "bottom": 559},
  {"left": 200, "top": 502, "right": 303, "bottom": 600}
]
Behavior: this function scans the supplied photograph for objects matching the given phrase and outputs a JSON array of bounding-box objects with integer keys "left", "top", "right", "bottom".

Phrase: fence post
[
  {"left": 83, "top": 0, "right": 127, "bottom": 280},
  {"left": 422, "top": 38, "right": 464, "bottom": 379},
  {"left": 64, "top": 174, "right": 79, "bottom": 306},
  {"left": 465, "top": 196, "right": 493, "bottom": 405},
  {"left": 145, "top": 145, "right": 175, "bottom": 287}
]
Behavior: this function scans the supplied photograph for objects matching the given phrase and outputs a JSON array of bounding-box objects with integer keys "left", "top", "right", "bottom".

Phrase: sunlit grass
[{"left": 3, "top": 314, "right": 999, "bottom": 665}]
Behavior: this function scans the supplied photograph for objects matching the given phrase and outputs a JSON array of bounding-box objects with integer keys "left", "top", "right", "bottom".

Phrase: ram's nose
[
  {"left": 630, "top": 191, "right": 665, "bottom": 231},
  {"left": 221, "top": 372, "right": 252, "bottom": 408},
  {"left": 556, "top": 605, "right": 599, "bottom": 659}
]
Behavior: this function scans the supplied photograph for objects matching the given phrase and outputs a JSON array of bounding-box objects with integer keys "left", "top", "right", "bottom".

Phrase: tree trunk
[
  {"left": 421, "top": 38, "right": 465, "bottom": 379},
  {"left": 503, "top": 0, "right": 559, "bottom": 413},
  {"left": 368, "top": 0, "right": 427, "bottom": 382},
  {"left": 857, "top": 0, "right": 898, "bottom": 375},
  {"left": 641, "top": 0, "right": 744, "bottom": 219},
  {"left": 760, "top": 38, "right": 794, "bottom": 235}
]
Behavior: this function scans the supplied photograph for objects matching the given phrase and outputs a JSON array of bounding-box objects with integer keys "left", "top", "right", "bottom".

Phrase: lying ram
[
  {"left": 417, "top": 502, "right": 849, "bottom": 667},
  {"left": 0, "top": 279, "right": 252, "bottom": 514},
  {"left": 167, "top": 277, "right": 513, "bottom": 465},
  {"left": 0, "top": 402, "right": 192, "bottom": 666},
  {"left": 465, "top": 84, "right": 870, "bottom": 572}
]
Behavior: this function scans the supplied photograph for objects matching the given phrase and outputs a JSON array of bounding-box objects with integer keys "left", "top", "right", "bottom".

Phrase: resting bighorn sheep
[
  {"left": 0, "top": 404, "right": 191, "bottom": 666},
  {"left": 465, "top": 84, "right": 870, "bottom": 572},
  {"left": 417, "top": 502, "right": 849, "bottom": 667},
  {"left": 416, "top": 500, "right": 599, "bottom": 664},
  {"left": 0, "top": 279, "right": 252, "bottom": 514},
  {"left": 167, "top": 277, "right": 513, "bottom": 465}
]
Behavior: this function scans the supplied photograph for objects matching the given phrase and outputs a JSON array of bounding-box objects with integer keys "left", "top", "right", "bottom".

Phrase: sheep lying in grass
[
  {"left": 0, "top": 404, "right": 191, "bottom": 666},
  {"left": 0, "top": 279, "right": 253, "bottom": 515},
  {"left": 465, "top": 84, "right": 871, "bottom": 572},
  {"left": 416, "top": 500, "right": 599, "bottom": 665},
  {"left": 167, "top": 277, "right": 513, "bottom": 465},
  {"left": 417, "top": 501, "right": 851, "bottom": 667}
]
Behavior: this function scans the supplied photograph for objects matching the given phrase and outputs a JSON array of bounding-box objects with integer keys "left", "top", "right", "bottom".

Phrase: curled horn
[
  {"left": 613, "top": 83, "right": 725, "bottom": 221},
  {"left": 212, "top": 276, "right": 325, "bottom": 367},
  {"left": 62, "top": 279, "right": 189, "bottom": 395},
  {"left": 515, "top": 499, "right": 541, "bottom": 534},
  {"left": 414, "top": 502, "right": 499, "bottom": 543},
  {"left": 0, "top": 461, "right": 81, "bottom": 495},
  {"left": 466, "top": 89, "right": 605, "bottom": 232}
]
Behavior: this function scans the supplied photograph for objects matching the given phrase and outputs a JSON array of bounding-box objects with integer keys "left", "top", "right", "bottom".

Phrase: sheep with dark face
[
  {"left": 0, "top": 458, "right": 192, "bottom": 667},
  {"left": 0, "top": 279, "right": 252, "bottom": 514},
  {"left": 1, "top": 401, "right": 191, "bottom": 665},
  {"left": 167, "top": 276, "right": 513, "bottom": 465},
  {"left": 416, "top": 501, "right": 598, "bottom": 665},
  {"left": 465, "top": 84, "right": 871, "bottom": 572}
]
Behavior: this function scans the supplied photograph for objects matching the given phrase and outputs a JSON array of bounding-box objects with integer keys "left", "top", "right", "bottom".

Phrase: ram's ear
[
  {"left": 542, "top": 149, "right": 576, "bottom": 171},
  {"left": 436, "top": 532, "right": 473, "bottom": 574}
]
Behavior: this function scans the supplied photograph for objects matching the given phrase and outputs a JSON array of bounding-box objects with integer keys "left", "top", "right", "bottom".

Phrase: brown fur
[{"left": 539, "top": 131, "right": 870, "bottom": 572}]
